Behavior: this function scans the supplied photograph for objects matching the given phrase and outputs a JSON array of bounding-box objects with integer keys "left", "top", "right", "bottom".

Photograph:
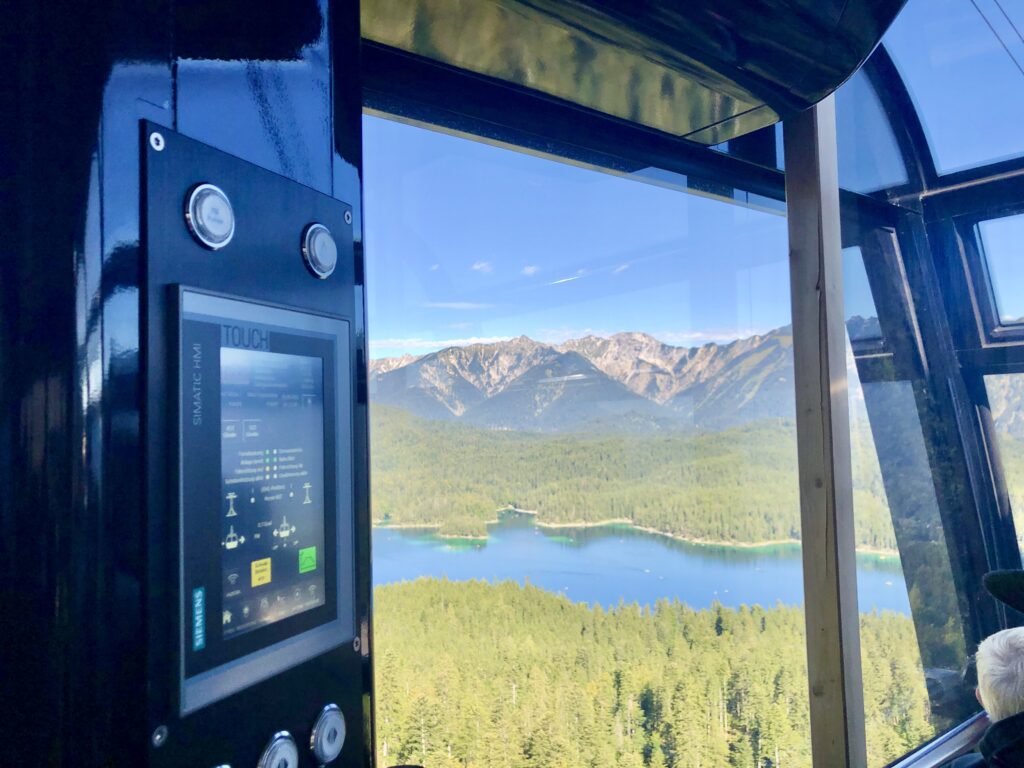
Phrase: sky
[
  {"left": 361, "top": 0, "right": 1024, "bottom": 360},
  {"left": 362, "top": 116, "right": 792, "bottom": 359},
  {"left": 883, "top": 0, "right": 1024, "bottom": 175},
  {"left": 980, "top": 214, "right": 1024, "bottom": 323}
]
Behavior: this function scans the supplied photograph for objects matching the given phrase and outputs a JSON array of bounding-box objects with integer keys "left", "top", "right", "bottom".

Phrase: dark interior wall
[{"left": 0, "top": 2, "right": 367, "bottom": 764}]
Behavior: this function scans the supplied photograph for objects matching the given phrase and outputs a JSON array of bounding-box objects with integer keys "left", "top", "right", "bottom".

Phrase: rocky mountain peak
[
  {"left": 370, "top": 326, "right": 798, "bottom": 431},
  {"left": 369, "top": 353, "right": 421, "bottom": 376}
]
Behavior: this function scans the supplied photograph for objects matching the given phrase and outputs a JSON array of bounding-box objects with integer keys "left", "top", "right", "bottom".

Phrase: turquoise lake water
[{"left": 372, "top": 515, "right": 910, "bottom": 614}]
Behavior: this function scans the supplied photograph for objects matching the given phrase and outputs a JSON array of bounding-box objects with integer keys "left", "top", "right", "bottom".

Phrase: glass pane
[
  {"left": 365, "top": 113, "right": 955, "bottom": 767},
  {"left": 365, "top": 113, "right": 811, "bottom": 766},
  {"left": 978, "top": 214, "right": 1024, "bottom": 324},
  {"left": 835, "top": 69, "right": 908, "bottom": 193},
  {"left": 710, "top": 123, "right": 785, "bottom": 171},
  {"left": 843, "top": 247, "right": 883, "bottom": 342},
  {"left": 841, "top": 229, "right": 976, "bottom": 764},
  {"left": 884, "top": 0, "right": 1024, "bottom": 175},
  {"left": 983, "top": 374, "right": 1024, "bottom": 558}
]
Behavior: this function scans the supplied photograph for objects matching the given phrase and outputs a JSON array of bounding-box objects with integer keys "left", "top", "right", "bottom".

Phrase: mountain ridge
[{"left": 370, "top": 327, "right": 797, "bottom": 431}]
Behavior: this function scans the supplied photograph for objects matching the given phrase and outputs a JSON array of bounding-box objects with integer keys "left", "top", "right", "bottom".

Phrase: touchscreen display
[
  {"left": 179, "top": 291, "right": 353, "bottom": 713},
  {"left": 220, "top": 348, "right": 326, "bottom": 639}
]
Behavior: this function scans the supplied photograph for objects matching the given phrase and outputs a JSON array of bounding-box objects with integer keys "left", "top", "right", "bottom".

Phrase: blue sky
[
  {"left": 883, "top": 0, "right": 1024, "bottom": 175},
  {"left": 361, "top": 0, "right": 1024, "bottom": 359},
  {"left": 980, "top": 214, "right": 1024, "bottom": 322},
  {"left": 363, "top": 116, "right": 791, "bottom": 359}
]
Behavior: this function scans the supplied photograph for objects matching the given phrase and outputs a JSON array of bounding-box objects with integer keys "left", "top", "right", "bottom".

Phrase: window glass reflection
[
  {"left": 846, "top": 367, "right": 970, "bottom": 761},
  {"left": 364, "top": 113, "right": 945, "bottom": 768},
  {"left": 983, "top": 374, "right": 1024, "bottom": 558},
  {"left": 841, "top": 222, "right": 976, "bottom": 763},
  {"left": 843, "top": 247, "right": 883, "bottom": 342},
  {"left": 365, "top": 113, "right": 812, "bottom": 766},
  {"left": 835, "top": 70, "right": 908, "bottom": 193},
  {"left": 884, "top": 0, "right": 1024, "bottom": 174},
  {"left": 978, "top": 214, "right": 1024, "bottom": 324}
]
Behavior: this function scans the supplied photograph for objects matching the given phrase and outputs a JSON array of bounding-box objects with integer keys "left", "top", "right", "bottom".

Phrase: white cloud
[
  {"left": 370, "top": 335, "right": 513, "bottom": 356},
  {"left": 612, "top": 263, "right": 630, "bottom": 274},
  {"left": 535, "top": 326, "right": 775, "bottom": 346},
  {"left": 471, "top": 261, "right": 493, "bottom": 273},
  {"left": 548, "top": 276, "right": 581, "bottom": 286},
  {"left": 656, "top": 327, "right": 773, "bottom": 345},
  {"left": 429, "top": 264, "right": 440, "bottom": 271},
  {"left": 422, "top": 301, "right": 493, "bottom": 310},
  {"left": 521, "top": 265, "right": 539, "bottom": 276}
]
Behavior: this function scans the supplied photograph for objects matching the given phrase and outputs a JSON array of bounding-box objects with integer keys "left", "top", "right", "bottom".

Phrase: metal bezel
[
  {"left": 258, "top": 731, "right": 299, "bottom": 768},
  {"left": 185, "top": 183, "right": 236, "bottom": 250},
  {"left": 302, "top": 222, "right": 338, "bottom": 279},
  {"left": 177, "top": 289, "right": 356, "bottom": 716},
  {"left": 310, "top": 703, "right": 346, "bottom": 764}
]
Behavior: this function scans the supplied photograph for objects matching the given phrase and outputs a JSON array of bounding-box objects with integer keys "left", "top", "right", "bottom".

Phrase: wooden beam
[{"left": 783, "top": 96, "right": 868, "bottom": 768}]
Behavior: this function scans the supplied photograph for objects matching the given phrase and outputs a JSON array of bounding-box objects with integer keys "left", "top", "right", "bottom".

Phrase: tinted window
[
  {"left": 839, "top": 218, "right": 978, "bottom": 763},
  {"left": 843, "top": 247, "right": 883, "bottom": 343},
  {"left": 884, "top": 0, "right": 1024, "bottom": 174},
  {"left": 835, "top": 70, "right": 908, "bottom": 193},
  {"left": 978, "top": 214, "right": 1024, "bottom": 324},
  {"left": 984, "top": 374, "right": 1024, "bottom": 559}
]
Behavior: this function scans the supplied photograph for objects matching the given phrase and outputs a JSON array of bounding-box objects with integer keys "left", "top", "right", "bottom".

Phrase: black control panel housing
[{"left": 143, "top": 122, "right": 367, "bottom": 768}]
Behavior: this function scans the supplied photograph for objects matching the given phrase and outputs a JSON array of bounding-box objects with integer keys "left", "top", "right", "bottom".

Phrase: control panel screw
[
  {"left": 344, "top": 210, "right": 353, "bottom": 225},
  {"left": 151, "top": 725, "right": 169, "bottom": 748},
  {"left": 353, "top": 636, "right": 361, "bottom": 653},
  {"left": 149, "top": 132, "right": 166, "bottom": 152}
]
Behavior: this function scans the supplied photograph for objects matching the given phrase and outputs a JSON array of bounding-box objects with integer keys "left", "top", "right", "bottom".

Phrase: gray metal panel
[
  {"left": 784, "top": 97, "right": 868, "bottom": 767},
  {"left": 887, "top": 713, "right": 989, "bottom": 768}
]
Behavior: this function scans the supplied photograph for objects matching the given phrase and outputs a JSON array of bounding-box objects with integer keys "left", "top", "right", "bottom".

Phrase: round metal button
[
  {"left": 310, "top": 704, "right": 346, "bottom": 764},
  {"left": 257, "top": 731, "right": 299, "bottom": 768},
  {"left": 302, "top": 223, "right": 338, "bottom": 279},
  {"left": 185, "top": 183, "right": 235, "bottom": 250}
]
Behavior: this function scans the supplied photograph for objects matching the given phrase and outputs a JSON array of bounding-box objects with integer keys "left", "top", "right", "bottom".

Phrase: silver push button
[
  {"left": 310, "top": 704, "right": 346, "bottom": 764},
  {"left": 302, "top": 223, "right": 338, "bottom": 279},
  {"left": 185, "top": 183, "right": 235, "bottom": 250},
  {"left": 257, "top": 731, "right": 299, "bottom": 768}
]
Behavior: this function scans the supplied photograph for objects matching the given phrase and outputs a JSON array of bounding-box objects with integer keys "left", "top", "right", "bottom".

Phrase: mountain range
[{"left": 369, "top": 328, "right": 798, "bottom": 432}]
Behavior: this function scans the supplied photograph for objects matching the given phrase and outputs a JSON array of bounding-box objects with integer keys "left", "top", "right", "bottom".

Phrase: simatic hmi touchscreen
[
  {"left": 219, "top": 347, "right": 326, "bottom": 639},
  {"left": 178, "top": 290, "right": 354, "bottom": 714}
]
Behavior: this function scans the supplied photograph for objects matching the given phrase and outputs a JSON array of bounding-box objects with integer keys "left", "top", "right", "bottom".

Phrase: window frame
[
  {"left": 952, "top": 204, "right": 1024, "bottom": 351},
  {"left": 361, "top": 37, "right": 1021, "bottom": 767}
]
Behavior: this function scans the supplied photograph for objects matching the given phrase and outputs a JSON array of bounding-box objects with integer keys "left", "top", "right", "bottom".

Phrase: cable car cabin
[{"left": 4, "top": 0, "right": 1024, "bottom": 766}]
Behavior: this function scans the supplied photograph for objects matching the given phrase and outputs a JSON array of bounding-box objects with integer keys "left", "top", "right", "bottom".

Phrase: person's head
[{"left": 975, "top": 627, "right": 1024, "bottom": 722}]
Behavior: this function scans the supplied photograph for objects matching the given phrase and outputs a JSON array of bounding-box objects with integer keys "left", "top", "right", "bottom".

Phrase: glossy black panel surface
[
  {"left": 1, "top": 1, "right": 370, "bottom": 766},
  {"left": 176, "top": 0, "right": 335, "bottom": 194},
  {"left": 142, "top": 128, "right": 359, "bottom": 767}
]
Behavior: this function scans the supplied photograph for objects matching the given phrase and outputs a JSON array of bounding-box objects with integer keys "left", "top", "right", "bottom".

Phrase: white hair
[{"left": 977, "top": 627, "right": 1024, "bottom": 722}]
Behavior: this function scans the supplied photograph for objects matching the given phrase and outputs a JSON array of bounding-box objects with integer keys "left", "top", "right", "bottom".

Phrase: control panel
[{"left": 142, "top": 123, "right": 369, "bottom": 767}]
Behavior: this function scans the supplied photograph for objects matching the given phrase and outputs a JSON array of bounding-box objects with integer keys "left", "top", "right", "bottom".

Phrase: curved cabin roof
[{"left": 362, "top": 0, "right": 909, "bottom": 144}]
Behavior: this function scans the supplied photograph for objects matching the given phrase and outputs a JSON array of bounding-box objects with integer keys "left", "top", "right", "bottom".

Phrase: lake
[{"left": 373, "top": 515, "right": 911, "bottom": 614}]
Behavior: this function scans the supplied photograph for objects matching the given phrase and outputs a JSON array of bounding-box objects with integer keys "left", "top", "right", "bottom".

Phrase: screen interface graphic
[{"left": 220, "top": 348, "right": 326, "bottom": 639}]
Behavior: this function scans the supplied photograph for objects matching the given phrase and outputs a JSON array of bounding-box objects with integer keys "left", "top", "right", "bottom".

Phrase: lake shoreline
[
  {"left": 374, "top": 514, "right": 899, "bottom": 557},
  {"left": 373, "top": 522, "right": 490, "bottom": 541}
]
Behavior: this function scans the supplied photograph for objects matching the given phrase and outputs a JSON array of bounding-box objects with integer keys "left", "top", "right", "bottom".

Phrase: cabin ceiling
[{"left": 362, "top": 0, "right": 908, "bottom": 144}]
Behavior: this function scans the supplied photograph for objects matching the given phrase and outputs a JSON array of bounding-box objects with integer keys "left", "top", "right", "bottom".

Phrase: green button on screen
[{"left": 299, "top": 546, "right": 317, "bottom": 574}]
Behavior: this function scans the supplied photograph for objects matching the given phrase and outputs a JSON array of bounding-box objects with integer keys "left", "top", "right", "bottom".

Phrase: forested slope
[
  {"left": 375, "top": 579, "right": 934, "bottom": 768},
  {"left": 370, "top": 406, "right": 897, "bottom": 550}
]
